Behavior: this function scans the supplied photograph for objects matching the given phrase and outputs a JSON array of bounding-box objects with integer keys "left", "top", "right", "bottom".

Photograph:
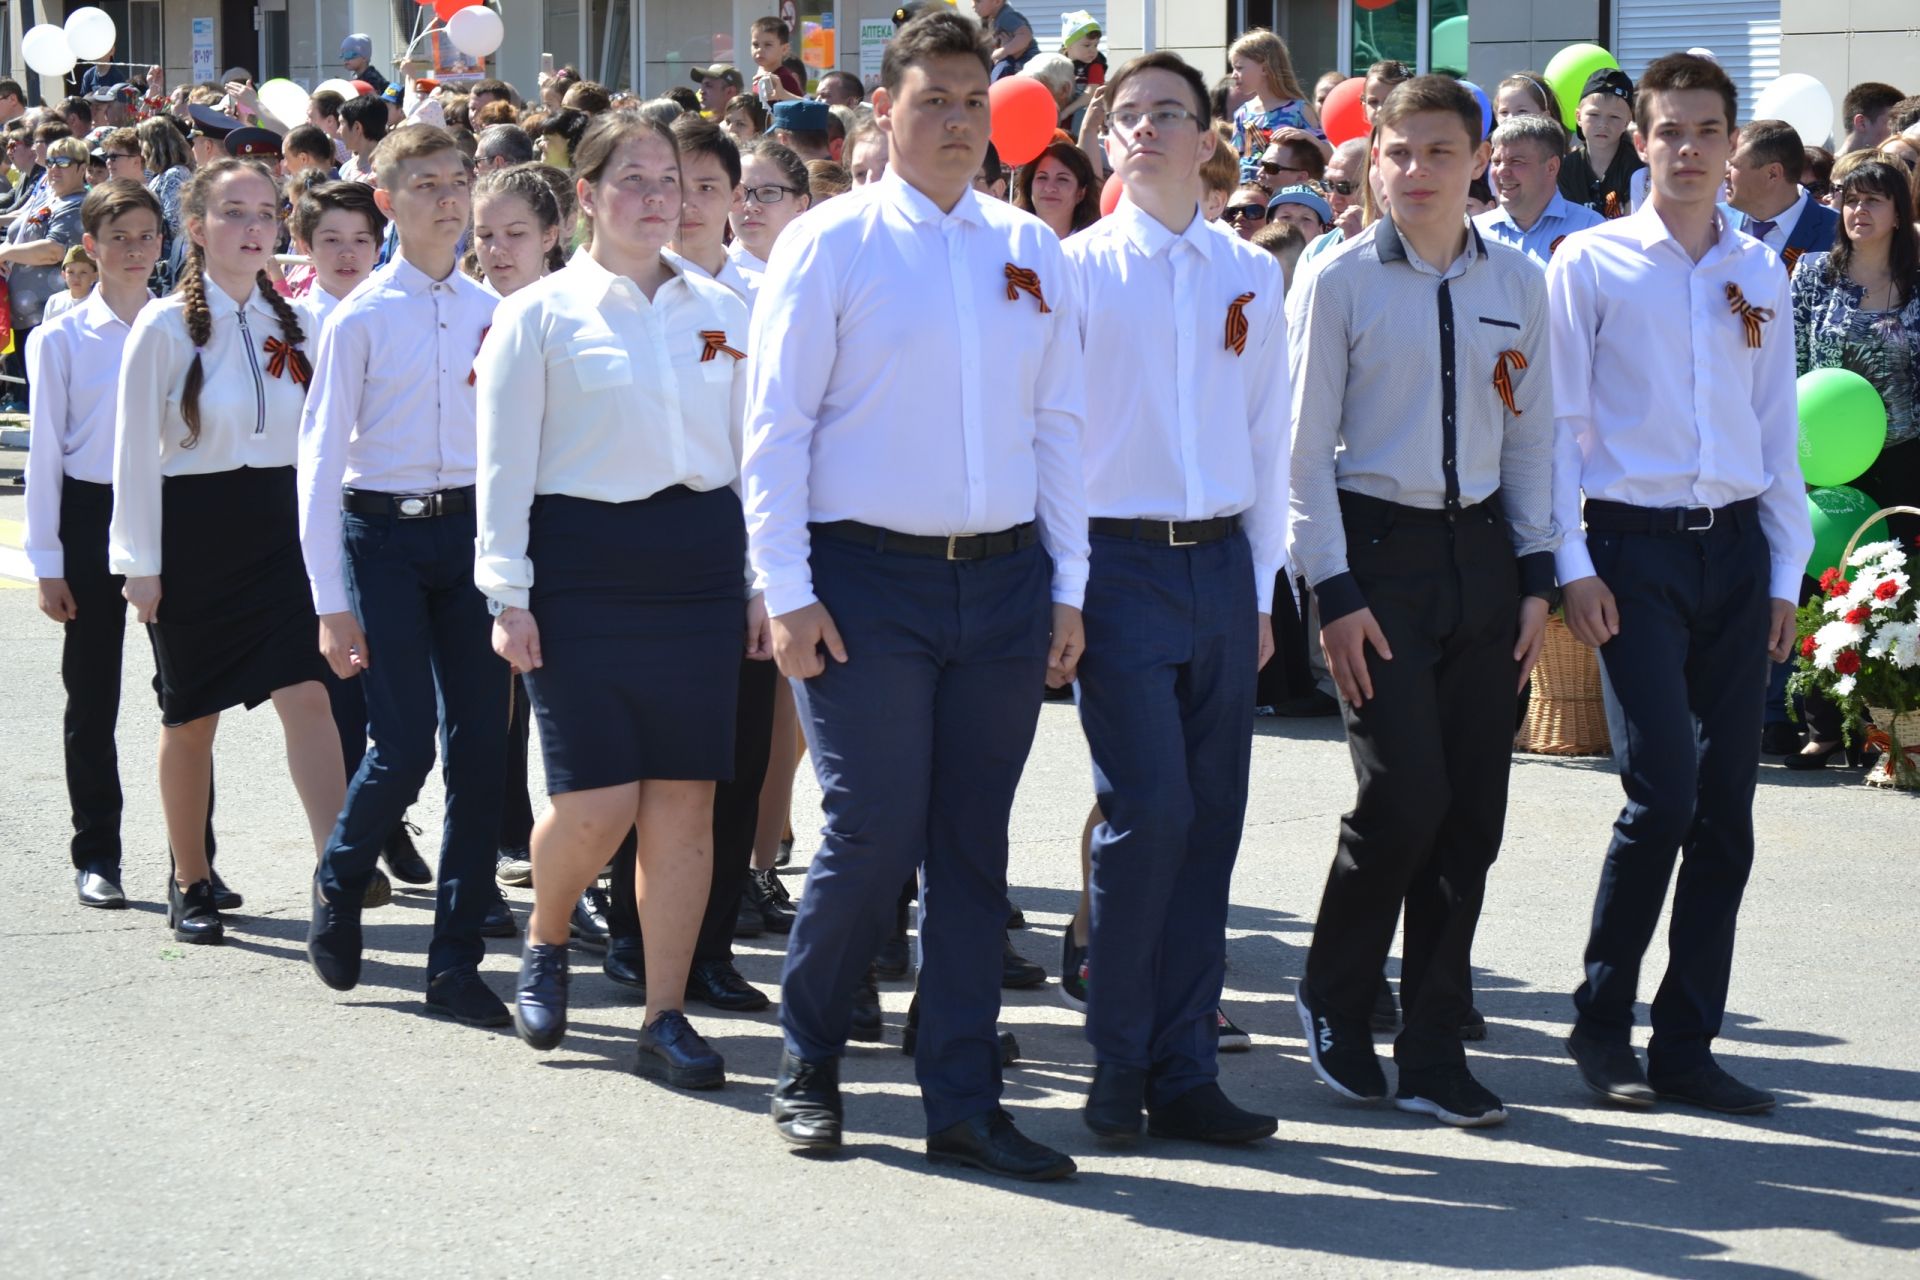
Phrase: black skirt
[
  {"left": 522, "top": 485, "right": 746, "bottom": 794},
  {"left": 147, "top": 466, "right": 329, "bottom": 727}
]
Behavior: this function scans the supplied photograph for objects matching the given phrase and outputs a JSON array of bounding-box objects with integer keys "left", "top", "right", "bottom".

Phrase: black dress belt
[
  {"left": 1583, "top": 496, "right": 1758, "bottom": 534},
  {"left": 810, "top": 520, "right": 1039, "bottom": 560},
  {"left": 341, "top": 485, "right": 477, "bottom": 518},
  {"left": 1089, "top": 514, "right": 1241, "bottom": 546}
]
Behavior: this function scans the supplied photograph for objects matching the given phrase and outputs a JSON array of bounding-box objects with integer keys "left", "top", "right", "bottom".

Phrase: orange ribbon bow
[
  {"left": 1004, "top": 263, "right": 1051, "bottom": 313},
  {"left": 467, "top": 324, "right": 490, "bottom": 386},
  {"left": 1603, "top": 191, "right": 1622, "bottom": 220},
  {"left": 1225, "top": 292, "right": 1256, "bottom": 356},
  {"left": 1725, "top": 282, "right": 1772, "bottom": 349},
  {"left": 1493, "top": 349, "right": 1528, "bottom": 415},
  {"left": 699, "top": 330, "right": 744, "bottom": 362},
  {"left": 263, "top": 336, "right": 311, "bottom": 386},
  {"left": 1781, "top": 246, "right": 1805, "bottom": 276}
]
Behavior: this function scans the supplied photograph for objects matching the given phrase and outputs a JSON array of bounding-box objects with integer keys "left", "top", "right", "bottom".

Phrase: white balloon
[
  {"left": 257, "top": 78, "right": 312, "bottom": 130},
  {"left": 315, "top": 77, "right": 364, "bottom": 98},
  {"left": 63, "top": 7, "right": 117, "bottom": 62},
  {"left": 1752, "top": 72, "right": 1834, "bottom": 148},
  {"left": 446, "top": 5, "right": 504, "bottom": 59},
  {"left": 22, "top": 24, "right": 77, "bottom": 78}
]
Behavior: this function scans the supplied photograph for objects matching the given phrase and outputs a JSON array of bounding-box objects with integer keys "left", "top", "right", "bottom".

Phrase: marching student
[
  {"left": 745, "top": 11, "right": 1088, "bottom": 1179},
  {"left": 109, "top": 159, "right": 347, "bottom": 944},
  {"left": 1063, "top": 51, "right": 1289, "bottom": 1146},
  {"left": 476, "top": 111, "right": 762, "bottom": 1089},
  {"left": 28, "top": 181, "right": 170, "bottom": 910},
  {"left": 298, "top": 126, "right": 511, "bottom": 1028},
  {"left": 1288, "top": 77, "right": 1558, "bottom": 1128},
  {"left": 1550, "top": 53, "right": 1810, "bottom": 1116}
]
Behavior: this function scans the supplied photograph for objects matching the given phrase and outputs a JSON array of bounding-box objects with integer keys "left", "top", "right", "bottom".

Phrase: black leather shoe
[
  {"left": 167, "top": 877, "right": 224, "bottom": 944},
  {"left": 687, "top": 958, "right": 770, "bottom": 1012},
  {"left": 1460, "top": 1005, "right": 1488, "bottom": 1041},
  {"left": 772, "top": 1050, "right": 842, "bottom": 1150},
  {"left": 603, "top": 936, "right": 646, "bottom": 996},
  {"left": 382, "top": 820, "right": 433, "bottom": 885},
  {"left": 361, "top": 866, "right": 393, "bottom": 909},
  {"left": 1084, "top": 1063, "right": 1148, "bottom": 1138},
  {"left": 479, "top": 893, "right": 517, "bottom": 938},
  {"left": 208, "top": 867, "right": 243, "bottom": 911},
  {"left": 634, "top": 1009, "right": 726, "bottom": 1089},
  {"left": 76, "top": 869, "right": 127, "bottom": 909},
  {"left": 873, "top": 927, "right": 911, "bottom": 980},
  {"left": 1565, "top": 1033, "right": 1657, "bottom": 1108},
  {"left": 514, "top": 942, "right": 570, "bottom": 1050},
  {"left": 307, "top": 876, "right": 361, "bottom": 990},
  {"left": 1006, "top": 902, "right": 1027, "bottom": 930},
  {"left": 745, "top": 868, "right": 796, "bottom": 933},
  {"left": 1148, "top": 1082, "right": 1278, "bottom": 1144},
  {"left": 926, "top": 1109, "right": 1076, "bottom": 1182},
  {"left": 425, "top": 968, "right": 511, "bottom": 1027},
  {"left": 1649, "top": 1060, "right": 1776, "bottom": 1115},
  {"left": 850, "top": 967, "right": 884, "bottom": 1041},
  {"left": 569, "top": 885, "right": 610, "bottom": 951},
  {"left": 1002, "top": 936, "right": 1046, "bottom": 990}
]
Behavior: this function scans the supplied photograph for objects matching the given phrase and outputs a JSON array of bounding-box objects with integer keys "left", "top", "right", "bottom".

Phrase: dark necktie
[{"left": 1749, "top": 218, "right": 1777, "bottom": 240}]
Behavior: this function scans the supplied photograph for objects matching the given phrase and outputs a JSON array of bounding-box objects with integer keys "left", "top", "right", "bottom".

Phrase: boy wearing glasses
[
  {"left": 1064, "top": 51, "right": 1289, "bottom": 1146},
  {"left": 1288, "top": 76, "right": 1557, "bottom": 1129},
  {"left": 745, "top": 10, "right": 1086, "bottom": 1179}
]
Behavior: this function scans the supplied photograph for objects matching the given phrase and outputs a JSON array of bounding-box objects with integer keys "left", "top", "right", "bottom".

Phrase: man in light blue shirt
[{"left": 1474, "top": 114, "right": 1604, "bottom": 270}]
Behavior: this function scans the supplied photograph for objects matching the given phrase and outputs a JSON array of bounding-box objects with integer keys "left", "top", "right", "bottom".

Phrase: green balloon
[
  {"left": 1807, "top": 485, "right": 1887, "bottom": 578},
  {"left": 1431, "top": 16, "right": 1468, "bottom": 75},
  {"left": 1544, "top": 43, "right": 1618, "bottom": 129},
  {"left": 1797, "top": 367, "right": 1888, "bottom": 486}
]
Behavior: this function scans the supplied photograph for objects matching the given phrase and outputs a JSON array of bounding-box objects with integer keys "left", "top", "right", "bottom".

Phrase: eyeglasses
[
  {"left": 1224, "top": 204, "right": 1267, "bottom": 221},
  {"left": 1108, "top": 107, "right": 1198, "bottom": 133},
  {"left": 1806, "top": 181, "right": 1835, "bottom": 198},
  {"left": 47, "top": 156, "right": 79, "bottom": 168},
  {"left": 739, "top": 184, "right": 802, "bottom": 205},
  {"left": 1323, "top": 179, "right": 1357, "bottom": 196}
]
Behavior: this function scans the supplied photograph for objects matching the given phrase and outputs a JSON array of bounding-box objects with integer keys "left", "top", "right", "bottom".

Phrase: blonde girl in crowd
[
  {"left": 1226, "top": 28, "right": 1322, "bottom": 176},
  {"left": 109, "top": 159, "right": 346, "bottom": 943}
]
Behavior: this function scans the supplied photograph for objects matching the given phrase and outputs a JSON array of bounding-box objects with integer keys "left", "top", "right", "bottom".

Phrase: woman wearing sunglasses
[
  {"left": 727, "top": 139, "right": 811, "bottom": 283},
  {"left": 0, "top": 136, "right": 91, "bottom": 408}
]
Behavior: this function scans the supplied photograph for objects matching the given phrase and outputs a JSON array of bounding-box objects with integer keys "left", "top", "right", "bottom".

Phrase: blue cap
[
  {"left": 340, "top": 34, "right": 372, "bottom": 62},
  {"left": 1267, "top": 184, "right": 1333, "bottom": 226},
  {"left": 771, "top": 99, "right": 831, "bottom": 133}
]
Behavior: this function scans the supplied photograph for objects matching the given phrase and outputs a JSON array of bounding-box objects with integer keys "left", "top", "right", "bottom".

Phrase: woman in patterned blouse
[{"left": 1787, "top": 153, "right": 1920, "bottom": 766}]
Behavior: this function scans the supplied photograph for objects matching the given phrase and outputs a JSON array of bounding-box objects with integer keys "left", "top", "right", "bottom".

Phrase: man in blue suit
[{"left": 1726, "top": 118, "right": 1840, "bottom": 274}]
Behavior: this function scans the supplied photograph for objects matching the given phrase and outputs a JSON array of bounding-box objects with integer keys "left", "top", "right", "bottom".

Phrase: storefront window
[{"left": 1343, "top": 0, "right": 1468, "bottom": 77}]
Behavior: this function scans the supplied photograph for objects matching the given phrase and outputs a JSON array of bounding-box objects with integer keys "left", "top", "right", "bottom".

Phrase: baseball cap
[
  {"left": 1580, "top": 69, "right": 1634, "bottom": 105},
  {"left": 340, "top": 33, "right": 372, "bottom": 63},
  {"left": 1268, "top": 184, "right": 1333, "bottom": 225},
  {"left": 690, "top": 63, "right": 744, "bottom": 89}
]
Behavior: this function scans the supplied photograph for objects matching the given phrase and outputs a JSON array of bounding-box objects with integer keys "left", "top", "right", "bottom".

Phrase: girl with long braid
[{"left": 109, "top": 159, "right": 347, "bottom": 944}]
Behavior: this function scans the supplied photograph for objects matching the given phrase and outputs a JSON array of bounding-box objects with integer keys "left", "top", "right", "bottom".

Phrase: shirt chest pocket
[
  {"left": 1463, "top": 315, "right": 1528, "bottom": 404},
  {"left": 563, "top": 337, "right": 633, "bottom": 394}
]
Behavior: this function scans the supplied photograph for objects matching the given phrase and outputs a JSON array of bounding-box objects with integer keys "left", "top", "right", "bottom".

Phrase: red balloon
[
  {"left": 1355, "top": 0, "right": 1399, "bottom": 8},
  {"left": 433, "top": 0, "right": 476, "bottom": 22},
  {"left": 989, "top": 75, "right": 1060, "bottom": 168},
  {"left": 351, "top": 80, "right": 373, "bottom": 97},
  {"left": 1321, "top": 76, "right": 1369, "bottom": 146},
  {"left": 1099, "top": 173, "right": 1124, "bottom": 217}
]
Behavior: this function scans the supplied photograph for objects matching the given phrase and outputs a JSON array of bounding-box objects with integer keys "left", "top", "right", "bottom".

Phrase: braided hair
[{"left": 175, "top": 159, "right": 312, "bottom": 447}]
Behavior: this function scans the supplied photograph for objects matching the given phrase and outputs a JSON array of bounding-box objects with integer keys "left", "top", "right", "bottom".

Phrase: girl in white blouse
[
  {"left": 476, "top": 112, "right": 767, "bottom": 1088},
  {"left": 109, "top": 159, "right": 347, "bottom": 943}
]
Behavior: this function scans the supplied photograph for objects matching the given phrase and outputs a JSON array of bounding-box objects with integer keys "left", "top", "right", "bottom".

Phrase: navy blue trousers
[
  {"left": 780, "top": 536, "right": 1052, "bottom": 1135},
  {"left": 1077, "top": 530, "right": 1256, "bottom": 1105},
  {"left": 316, "top": 508, "right": 508, "bottom": 981},
  {"left": 1574, "top": 516, "right": 1770, "bottom": 1074}
]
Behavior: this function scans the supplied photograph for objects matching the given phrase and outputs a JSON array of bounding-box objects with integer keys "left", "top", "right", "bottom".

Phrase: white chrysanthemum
[
  {"left": 1813, "top": 619, "right": 1865, "bottom": 669},
  {"left": 1825, "top": 594, "right": 1856, "bottom": 616},
  {"left": 1834, "top": 675, "right": 1857, "bottom": 697},
  {"left": 1848, "top": 540, "right": 1904, "bottom": 568},
  {"left": 1885, "top": 621, "right": 1920, "bottom": 669}
]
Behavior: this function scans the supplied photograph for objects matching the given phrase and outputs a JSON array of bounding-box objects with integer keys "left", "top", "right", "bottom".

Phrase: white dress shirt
[
  {"left": 726, "top": 239, "right": 769, "bottom": 287},
  {"left": 293, "top": 282, "right": 348, "bottom": 332},
  {"left": 24, "top": 289, "right": 149, "bottom": 577},
  {"left": 297, "top": 257, "right": 498, "bottom": 615},
  {"left": 110, "top": 278, "right": 313, "bottom": 577},
  {"left": 667, "top": 246, "right": 757, "bottom": 310},
  {"left": 474, "top": 251, "right": 750, "bottom": 610},
  {"left": 1547, "top": 203, "right": 1813, "bottom": 600},
  {"left": 741, "top": 169, "right": 1090, "bottom": 616},
  {"left": 1064, "top": 196, "right": 1291, "bottom": 613}
]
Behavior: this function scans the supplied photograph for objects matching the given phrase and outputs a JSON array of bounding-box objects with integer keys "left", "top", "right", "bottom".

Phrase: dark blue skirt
[{"left": 522, "top": 485, "right": 746, "bottom": 794}]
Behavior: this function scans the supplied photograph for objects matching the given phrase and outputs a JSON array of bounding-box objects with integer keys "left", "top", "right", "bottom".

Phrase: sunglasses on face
[
  {"left": 1225, "top": 204, "right": 1267, "bottom": 221},
  {"left": 104, "top": 151, "right": 140, "bottom": 162},
  {"left": 1323, "top": 179, "right": 1357, "bottom": 196},
  {"left": 47, "top": 156, "right": 79, "bottom": 168},
  {"left": 1260, "top": 161, "right": 1304, "bottom": 177}
]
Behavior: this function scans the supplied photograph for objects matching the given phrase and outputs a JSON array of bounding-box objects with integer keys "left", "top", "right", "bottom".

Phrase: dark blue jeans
[
  {"left": 1573, "top": 515, "right": 1770, "bottom": 1075},
  {"left": 779, "top": 536, "right": 1052, "bottom": 1135},
  {"left": 316, "top": 507, "right": 508, "bottom": 981},
  {"left": 1077, "top": 530, "right": 1256, "bottom": 1105}
]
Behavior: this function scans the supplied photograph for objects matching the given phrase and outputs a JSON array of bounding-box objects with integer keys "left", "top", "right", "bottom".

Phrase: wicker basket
[
  {"left": 1518, "top": 614, "right": 1612, "bottom": 756},
  {"left": 1837, "top": 507, "right": 1920, "bottom": 791}
]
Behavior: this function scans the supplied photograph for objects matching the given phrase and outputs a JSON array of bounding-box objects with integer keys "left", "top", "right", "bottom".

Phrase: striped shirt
[{"left": 1286, "top": 215, "right": 1560, "bottom": 622}]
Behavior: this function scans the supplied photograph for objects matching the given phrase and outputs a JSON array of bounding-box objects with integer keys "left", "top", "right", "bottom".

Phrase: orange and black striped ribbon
[
  {"left": 1604, "top": 191, "right": 1621, "bottom": 219},
  {"left": 1725, "top": 283, "right": 1772, "bottom": 349},
  {"left": 1225, "top": 292, "right": 1256, "bottom": 355},
  {"left": 700, "top": 330, "right": 744, "bottom": 362},
  {"left": 467, "top": 324, "right": 491, "bottom": 386},
  {"left": 1782, "top": 246, "right": 1805, "bottom": 276},
  {"left": 1493, "top": 348, "right": 1528, "bottom": 415},
  {"left": 263, "top": 336, "right": 311, "bottom": 386},
  {"left": 1004, "top": 263, "right": 1051, "bottom": 313},
  {"left": 1549, "top": 235, "right": 1567, "bottom": 257}
]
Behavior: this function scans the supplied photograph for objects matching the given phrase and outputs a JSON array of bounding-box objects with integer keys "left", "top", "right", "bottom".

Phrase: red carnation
[
  {"left": 1819, "top": 566, "right": 1843, "bottom": 590},
  {"left": 1846, "top": 607, "right": 1871, "bottom": 624},
  {"left": 1835, "top": 650, "right": 1862, "bottom": 676},
  {"left": 1801, "top": 635, "right": 1818, "bottom": 659},
  {"left": 1874, "top": 580, "right": 1900, "bottom": 601},
  {"left": 1826, "top": 576, "right": 1853, "bottom": 598}
]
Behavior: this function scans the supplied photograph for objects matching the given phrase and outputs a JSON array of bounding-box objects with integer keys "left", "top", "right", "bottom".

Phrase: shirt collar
[
  {"left": 201, "top": 273, "right": 282, "bottom": 323},
  {"left": 666, "top": 247, "right": 749, "bottom": 297},
  {"left": 564, "top": 246, "right": 693, "bottom": 303},
  {"left": 1373, "top": 212, "right": 1485, "bottom": 277},
  {"left": 385, "top": 254, "right": 469, "bottom": 296},
  {"left": 1623, "top": 198, "right": 1745, "bottom": 262},
  {"left": 1111, "top": 194, "right": 1213, "bottom": 260},
  {"left": 879, "top": 167, "right": 987, "bottom": 228},
  {"left": 79, "top": 285, "right": 143, "bottom": 332}
]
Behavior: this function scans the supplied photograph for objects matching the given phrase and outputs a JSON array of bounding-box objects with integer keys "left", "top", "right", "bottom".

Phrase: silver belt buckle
[
  {"left": 398, "top": 496, "right": 429, "bottom": 518},
  {"left": 1684, "top": 505, "right": 1715, "bottom": 532},
  {"left": 1167, "top": 521, "right": 1198, "bottom": 547},
  {"left": 946, "top": 534, "right": 963, "bottom": 560}
]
